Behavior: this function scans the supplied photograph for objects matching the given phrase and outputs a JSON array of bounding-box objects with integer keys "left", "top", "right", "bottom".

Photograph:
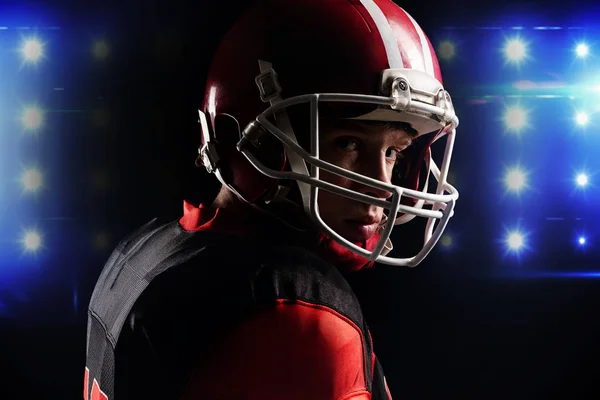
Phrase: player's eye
[
  {"left": 334, "top": 137, "right": 360, "bottom": 152},
  {"left": 385, "top": 147, "right": 405, "bottom": 164}
]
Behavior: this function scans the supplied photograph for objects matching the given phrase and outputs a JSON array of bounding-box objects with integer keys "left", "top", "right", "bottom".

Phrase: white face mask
[{"left": 229, "top": 67, "right": 459, "bottom": 268}]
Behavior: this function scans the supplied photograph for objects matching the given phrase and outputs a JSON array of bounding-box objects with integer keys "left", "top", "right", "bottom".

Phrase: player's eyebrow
[{"left": 338, "top": 124, "right": 414, "bottom": 148}]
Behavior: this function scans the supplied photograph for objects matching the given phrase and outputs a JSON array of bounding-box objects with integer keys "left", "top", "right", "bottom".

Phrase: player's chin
[{"left": 338, "top": 220, "right": 379, "bottom": 242}]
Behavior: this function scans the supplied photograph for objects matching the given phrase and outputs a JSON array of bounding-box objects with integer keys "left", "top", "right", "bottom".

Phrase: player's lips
[
  {"left": 343, "top": 216, "right": 380, "bottom": 240},
  {"left": 345, "top": 216, "right": 380, "bottom": 225}
]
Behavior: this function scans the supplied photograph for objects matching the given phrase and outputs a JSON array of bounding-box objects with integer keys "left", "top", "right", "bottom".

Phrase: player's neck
[{"left": 211, "top": 185, "right": 242, "bottom": 210}]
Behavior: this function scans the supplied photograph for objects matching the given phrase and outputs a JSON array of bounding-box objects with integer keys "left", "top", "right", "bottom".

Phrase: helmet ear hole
[{"left": 214, "top": 114, "right": 241, "bottom": 146}]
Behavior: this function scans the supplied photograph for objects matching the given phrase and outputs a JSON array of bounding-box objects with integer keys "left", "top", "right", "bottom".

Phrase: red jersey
[{"left": 84, "top": 200, "right": 392, "bottom": 400}]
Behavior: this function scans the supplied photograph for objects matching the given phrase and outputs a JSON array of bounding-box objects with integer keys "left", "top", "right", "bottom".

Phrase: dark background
[{"left": 2, "top": 0, "right": 600, "bottom": 398}]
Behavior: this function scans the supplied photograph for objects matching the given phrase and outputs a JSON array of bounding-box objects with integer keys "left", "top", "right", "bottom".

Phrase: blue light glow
[{"left": 575, "top": 43, "right": 589, "bottom": 57}]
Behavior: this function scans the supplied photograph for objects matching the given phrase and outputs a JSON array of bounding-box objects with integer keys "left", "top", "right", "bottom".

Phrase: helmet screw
[{"left": 398, "top": 80, "right": 407, "bottom": 91}]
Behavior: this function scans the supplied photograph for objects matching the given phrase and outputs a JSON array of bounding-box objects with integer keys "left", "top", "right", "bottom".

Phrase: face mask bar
[
  {"left": 393, "top": 115, "right": 459, "bottom": 254},
  {"left": 236, "top": 90, "right": 458, "bottom": 267}
]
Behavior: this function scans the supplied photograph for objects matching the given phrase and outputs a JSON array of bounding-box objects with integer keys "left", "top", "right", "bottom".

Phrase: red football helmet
[{"left": 197, "top": 0, "right": 459, "bottom": 267}]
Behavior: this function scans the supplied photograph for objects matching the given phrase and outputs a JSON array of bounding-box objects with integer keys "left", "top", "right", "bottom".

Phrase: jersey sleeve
[{"left": 180, "top": 300, "right": 372, "bottom": 400}]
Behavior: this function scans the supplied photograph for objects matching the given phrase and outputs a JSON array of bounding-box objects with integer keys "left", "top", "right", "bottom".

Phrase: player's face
[{"left": 317, "top": 121, "right": 413, "bottom": 242}]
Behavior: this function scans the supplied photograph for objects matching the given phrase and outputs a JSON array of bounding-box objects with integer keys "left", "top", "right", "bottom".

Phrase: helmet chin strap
[
  {"left": 240, "top": 60, "right": 314, "bottom": 233},
  {"left": 256, "top": 60, "right": 315, "bottom": 215}
]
